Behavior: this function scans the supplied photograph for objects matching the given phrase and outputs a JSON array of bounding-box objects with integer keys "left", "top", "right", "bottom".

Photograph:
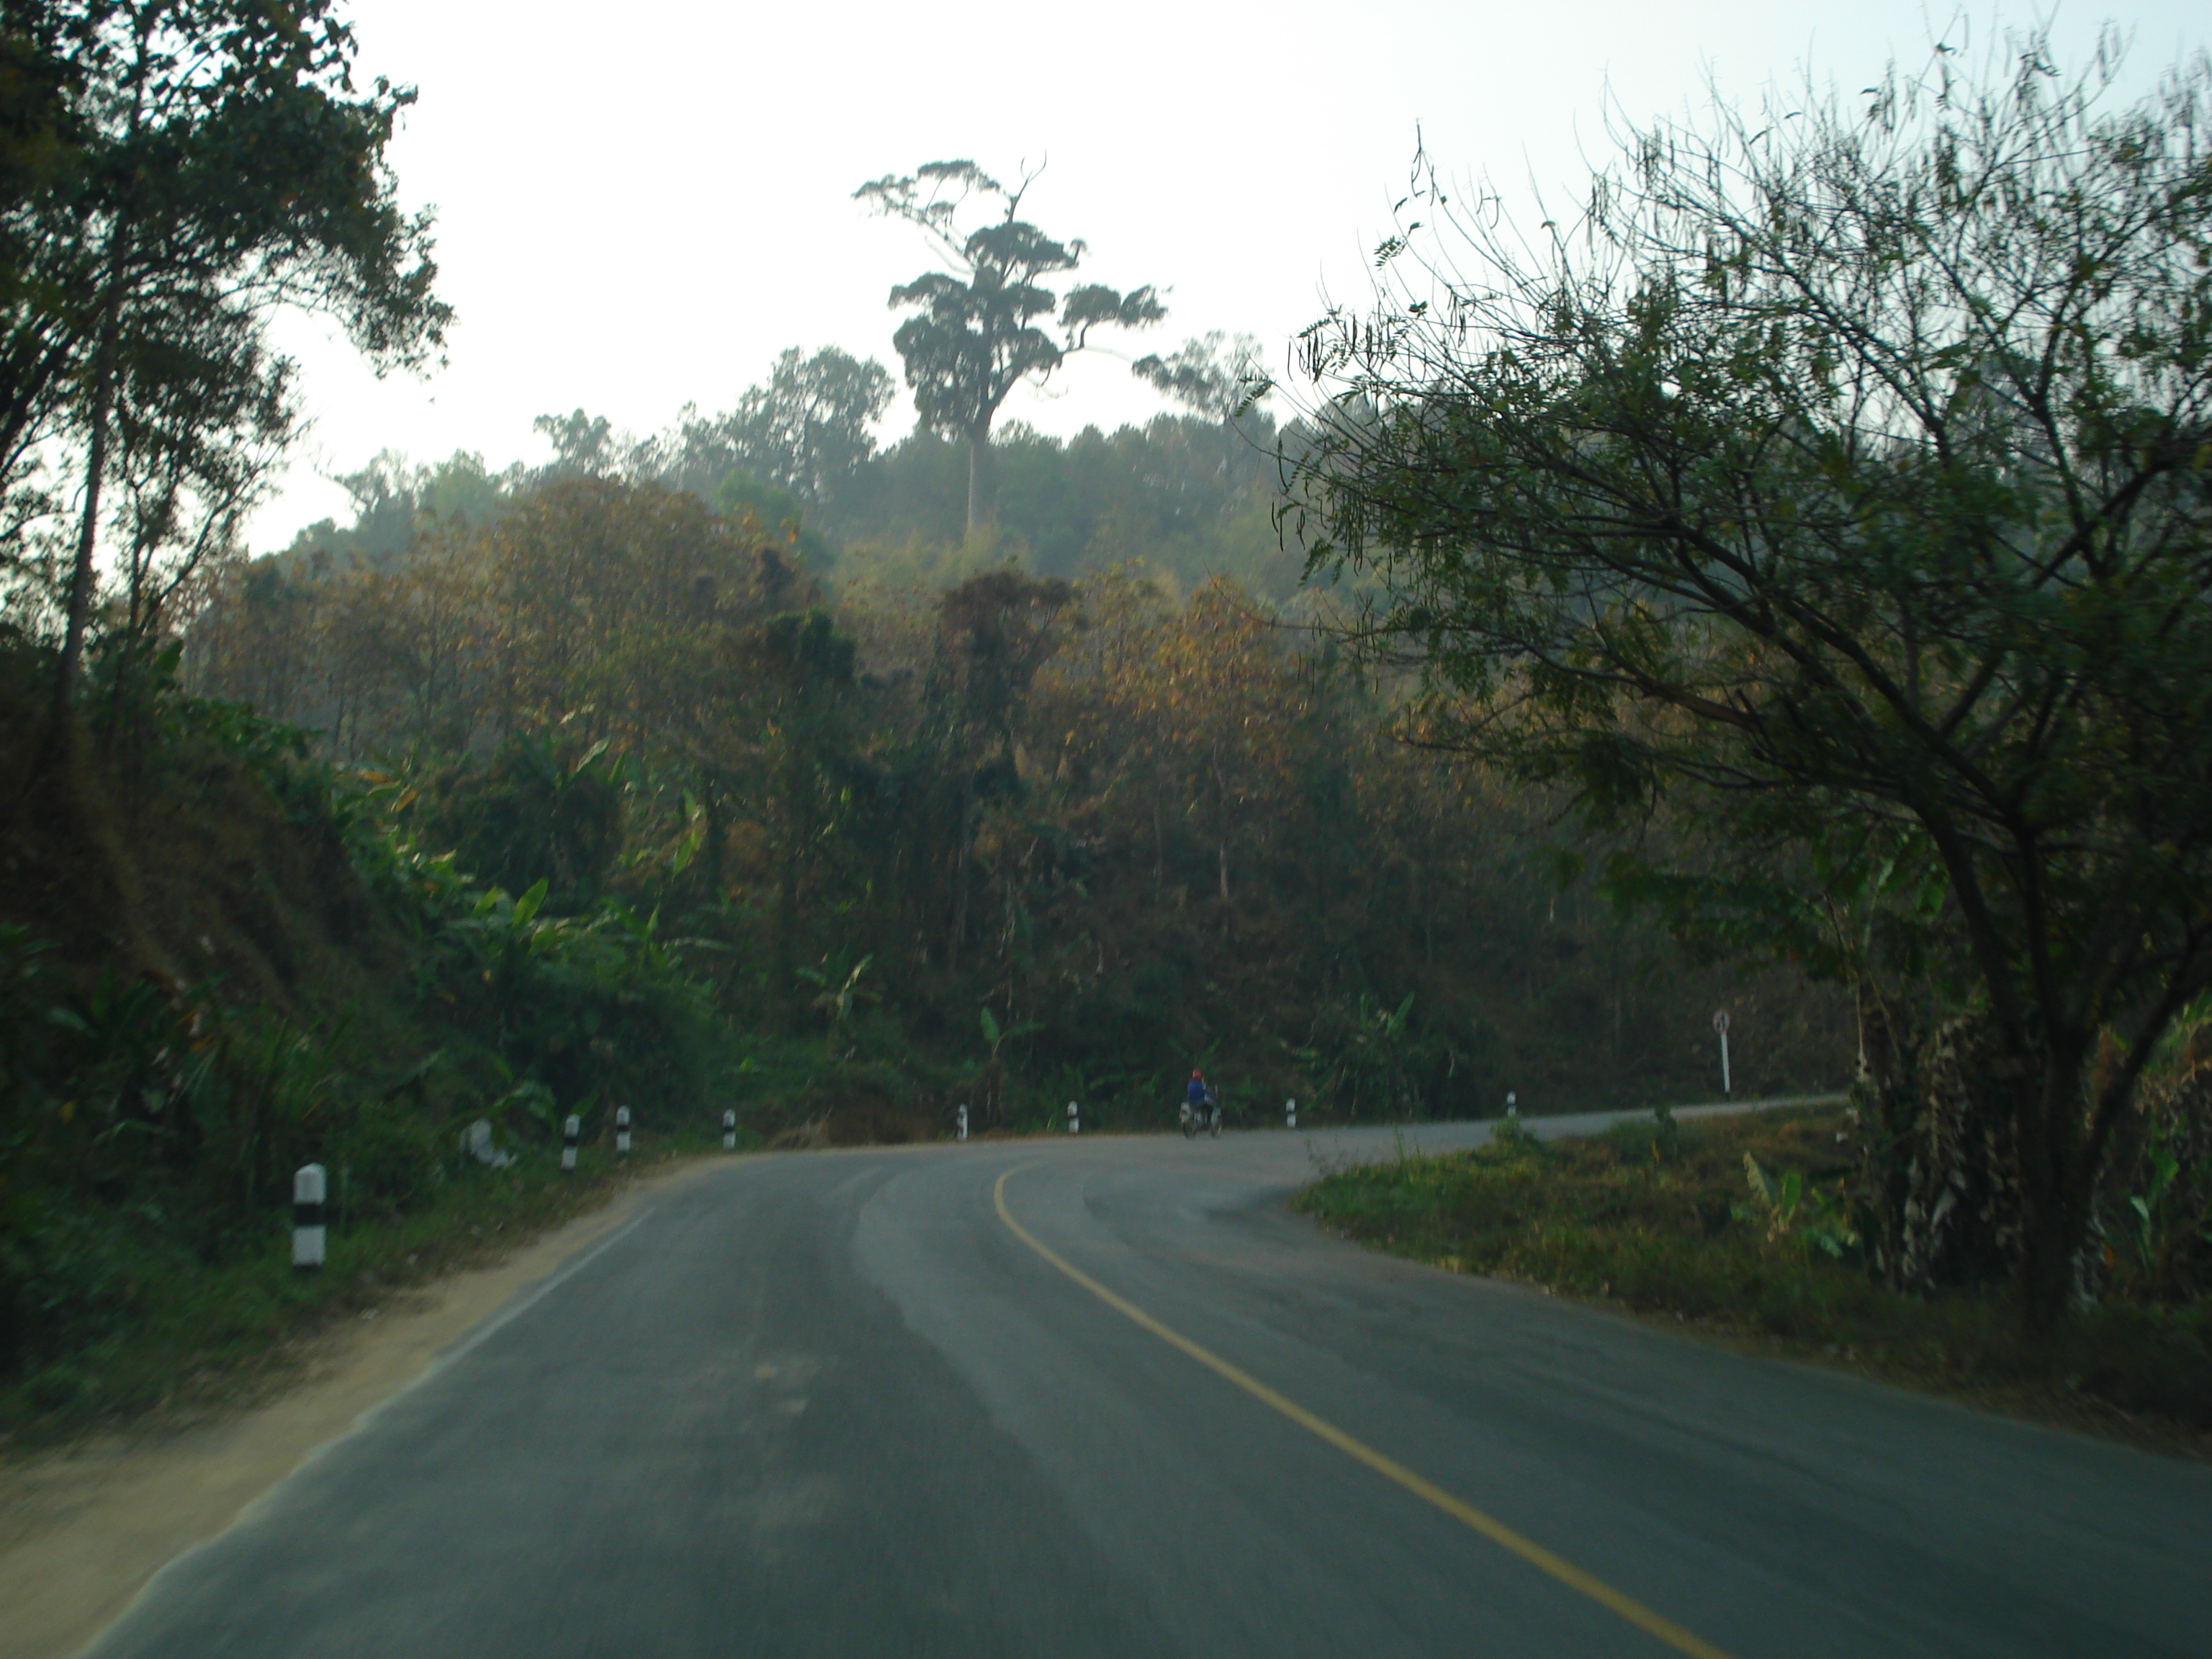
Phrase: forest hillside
[
  {"left": 184, "top": 466, "right": 1851, "bottom": 1136},
  {"left": 0, "top": 463, "right": 1849, "bottom": 1420}
]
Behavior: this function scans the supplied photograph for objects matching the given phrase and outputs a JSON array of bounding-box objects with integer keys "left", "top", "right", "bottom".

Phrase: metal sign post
[{"left": 1713, "top": 1010, "right": 1732, "bottom": 1098}]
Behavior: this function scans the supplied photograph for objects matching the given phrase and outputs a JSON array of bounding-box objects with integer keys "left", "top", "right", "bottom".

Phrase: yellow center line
[{"left": 992, "top": 1164, "right": 1737, "bottom": 1659}]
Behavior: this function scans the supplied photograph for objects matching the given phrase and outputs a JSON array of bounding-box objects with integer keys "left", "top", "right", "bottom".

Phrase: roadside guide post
[
  {"left": 722, "top": 1108, "right": 737, "bottom": 1151},
  {"left": 1506, "top": 1091, "right": 1518, "bottom": 1121},
  {"left": 1286, "top": 1097, "right": 1296, "bottom": 1130},
  {"left": 1067, "top": 1101, "right": 1079, "bottom": 1136},
  {"left": 957, "top": 1103, "right": 968, "bottom": 1142},
  {"left": 616, "top": 1105, "right": 631, "bottom": 1157},
  {"left": 561, "top": 1114, "right": 580, "bottom": 1172},
  {"left": 292, "top": 1164, "right": 326, "bottom": 1272},
  {"left": 1713, "top": 1010, "right": 1732, "bottom": 1098}
]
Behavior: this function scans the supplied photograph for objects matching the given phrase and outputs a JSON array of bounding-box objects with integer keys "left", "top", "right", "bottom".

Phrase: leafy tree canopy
[
  {"left": 1292, "top": 31, "right": 2212, "bottom": 1331},
  {"left": 4, "top": 0, "right": 449, "bottom": 739},
  {"left": 652, "top": 346, "right": 894, "bottom": 510},
  {"left": 1133, "top": 331, "right": 1271, "bottom": 421}
]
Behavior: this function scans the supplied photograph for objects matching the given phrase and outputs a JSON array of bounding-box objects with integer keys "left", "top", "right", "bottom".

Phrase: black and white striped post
[
  {"left": 615, "top": 1105, "right": 631, "bottom": 1156},
  {"left": 1066, "top": 1100, "right": 1079, "bottom": 1136},
  {"left": 1286, "top": 1097, "right": 1296, "bottom": 1130},
  {"left": 721, "top": 1108, "right": 737, "bottom": 1151},
  {"left": 956, "top": 1103, "right": 968, "bottom": 1142},
  {"left": 292, "top": 1164, "right": 327, "bottom": 1272},
  {"left": 561, "top": 1114, "right": 580, "bottom": 1172}
]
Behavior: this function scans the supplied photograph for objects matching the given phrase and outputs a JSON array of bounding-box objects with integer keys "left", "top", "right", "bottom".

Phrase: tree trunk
[
  {"left": 1413, "top": 860, "right": 1431, "bottom": 962},
  {"left": 98, "top": 534, "right": 148, "bottom": 757},
  {"left": 42, "top": 294, "right": 125, "bottom": 770},
  {"left": 701, "top": 773, "right": 727, "bottom": 912},
  {"left": 1212, "top": 750, "right": 1230, "bottom": 902},
  {"left": 1856, "top": 993, "right": 2109, "bottom": 1341},
  {"left": 965, "top": 420, "right": 993, "bottom": 535},
  {"left": 774, "top": 743, "right": 806, "bottom": 1025},
  {"left": 2017, "top": 1192, "right": 2077, "bottom": 1340},
  {"left": 948, "top": 782, "right": 976, "bottom": 971},
  {"left": 2015, "top": 1038, "right": 2094, "bottom": 1339}
]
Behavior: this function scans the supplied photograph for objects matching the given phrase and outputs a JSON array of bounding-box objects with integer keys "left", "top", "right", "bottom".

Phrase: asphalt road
[{"left": 82, "top": 1113, "right": 2212, "bottom": 1658}]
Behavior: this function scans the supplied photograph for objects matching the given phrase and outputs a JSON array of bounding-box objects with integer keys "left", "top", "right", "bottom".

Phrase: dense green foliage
[
  {"left": 0, "top": 0, "right": 448, "bottom": 738},
  {"left": 197, "top": 466, "right": 1849, "bottom": 1130},
  {"left": 0, "top": 439, "right": 1850, "bottom": 1425},
  {"left": 0, "top": 649, "right": 742, "bottom": 1422}
]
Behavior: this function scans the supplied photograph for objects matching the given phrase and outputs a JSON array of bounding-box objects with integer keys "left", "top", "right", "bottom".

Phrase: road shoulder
[{"left": 0, "top": 1155, "right": 726, "bottom": 1659}]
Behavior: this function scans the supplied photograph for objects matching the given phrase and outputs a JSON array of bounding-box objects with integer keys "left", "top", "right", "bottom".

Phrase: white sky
[{"left": 251, "top": 0, "right": 2208, "bottom": 547}]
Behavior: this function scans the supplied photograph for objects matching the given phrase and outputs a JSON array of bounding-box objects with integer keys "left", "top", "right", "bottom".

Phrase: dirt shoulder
[{"left": 0, "top": 1154, "right": 727, "bottom": 1659}]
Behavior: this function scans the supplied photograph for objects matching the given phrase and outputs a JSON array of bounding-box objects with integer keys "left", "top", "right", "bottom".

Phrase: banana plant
[
  {"left": 797, "top": 952, "right": 878, "bottom": 1059},
  {"left": 973, "top": 1005, "right": 1045, "bottom": 1128},
  {"left": 980, "top": 1004, "right": 1044, "bottom": 1061},
  {"left": 1742, "top": 1153, "right": 1860, "bottom": 1260}
]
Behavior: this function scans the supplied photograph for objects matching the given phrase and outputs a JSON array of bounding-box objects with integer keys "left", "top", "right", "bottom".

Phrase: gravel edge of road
[{"left": 0, "top": 1154, "right": 733, "bottom": 1659}]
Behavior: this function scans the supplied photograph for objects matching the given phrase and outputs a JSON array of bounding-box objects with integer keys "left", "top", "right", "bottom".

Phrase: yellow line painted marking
[{"left": 992, "top": 1166, "right": 1736, "bottom": 1659}]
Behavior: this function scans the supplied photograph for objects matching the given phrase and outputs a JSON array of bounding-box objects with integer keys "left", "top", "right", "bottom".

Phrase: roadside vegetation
[
  {"left": 1290, "top": 32, "right": 2212, "bottom": 1344},
  {"left": 1299, "top": 1103, "right": 2212, "bottom": 1451},
  {"left": 3, "top": 538, "right": 1833, "bottom": 1442},
  {"left": 0, "top": 646, "right": 756, "bottom": 1443},
  {"left": 0, "top": 1117, "right": 721, "bottom": 1449}
]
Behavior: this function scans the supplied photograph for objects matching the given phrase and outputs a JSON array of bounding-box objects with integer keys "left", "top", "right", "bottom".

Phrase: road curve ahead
[{"left": 84, "top": 1118, "right": 2211, "bottom": 1658}]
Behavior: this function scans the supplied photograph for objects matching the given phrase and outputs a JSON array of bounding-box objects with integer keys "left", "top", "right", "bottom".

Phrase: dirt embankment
[{"left": 0, "top": 1156, "right": 722, "bottom": 1659}]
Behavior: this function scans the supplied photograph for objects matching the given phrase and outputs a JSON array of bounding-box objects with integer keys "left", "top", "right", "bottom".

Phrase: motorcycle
[{"left": 1179, "top": 1092, "right": 1221, "bottom": 1139}]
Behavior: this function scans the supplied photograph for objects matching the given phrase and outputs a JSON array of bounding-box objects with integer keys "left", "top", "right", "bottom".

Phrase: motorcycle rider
[{"left": 1186, "top": 1069, "right": 1214, "bottom": 1130}]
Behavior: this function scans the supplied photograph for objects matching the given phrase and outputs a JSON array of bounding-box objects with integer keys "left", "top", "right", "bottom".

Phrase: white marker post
[
  {"left": 1506, "top": 1091, "right": 1518, "bottom": 1119},
  {"left": 615, "top": 1105, "right": 631, "bottom": 1156},
  {"left": 292, "top": 1164, "right": 327, "bottom": 1272},
  {"left": 561, "top": 1114, "right": 580, "bottom": 1171},
  {"left": 1713, "top": 1010, "right": 1732, "bottom": 1098},
  {"left": 1286, "top": 1097, "right": 1296, "bottom": 1130},
  {"left": 956, "top": 1104, "right": 968, "bottom": 1142},
  {"left": 1066, "top": 1101, "right": 1079, "bottom": 1136},
  {"left": 721, "top": 1108, "right": 737, "bottom": 1151}
]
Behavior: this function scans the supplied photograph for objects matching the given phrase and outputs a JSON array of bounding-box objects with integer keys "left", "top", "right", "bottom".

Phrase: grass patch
[
  {"left": 1296, "top": 1108, "right": 2212, "bottom": 1459},
  {"left": 0, "top": 1126, "right": 737, "bottom": 1454}
]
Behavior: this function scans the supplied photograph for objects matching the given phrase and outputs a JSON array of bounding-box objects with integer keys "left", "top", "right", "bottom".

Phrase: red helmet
[{"left": 1191, "top": 1069, "right": 1204, "bottom": 1079}]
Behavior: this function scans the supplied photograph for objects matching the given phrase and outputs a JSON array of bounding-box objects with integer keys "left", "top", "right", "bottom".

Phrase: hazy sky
[{"left": 253, "top": 0, "right": 2208, "bottom": 546}]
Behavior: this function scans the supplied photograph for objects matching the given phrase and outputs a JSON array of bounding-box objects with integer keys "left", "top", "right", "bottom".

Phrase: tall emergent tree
[
  {"left": 856, "top": 160, "right": 1163, "bottom": 532},
  {"left": 0, "top": 0, "right": 448, "bottom": 755},
  {"left": 1292, "top": 35, "right": 2212, "bottom": 1334}
]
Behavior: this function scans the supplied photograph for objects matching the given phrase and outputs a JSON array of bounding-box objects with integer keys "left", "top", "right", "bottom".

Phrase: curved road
[{"left": 84, "top": 1117, "right": 2211, "bottom": 1658}]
